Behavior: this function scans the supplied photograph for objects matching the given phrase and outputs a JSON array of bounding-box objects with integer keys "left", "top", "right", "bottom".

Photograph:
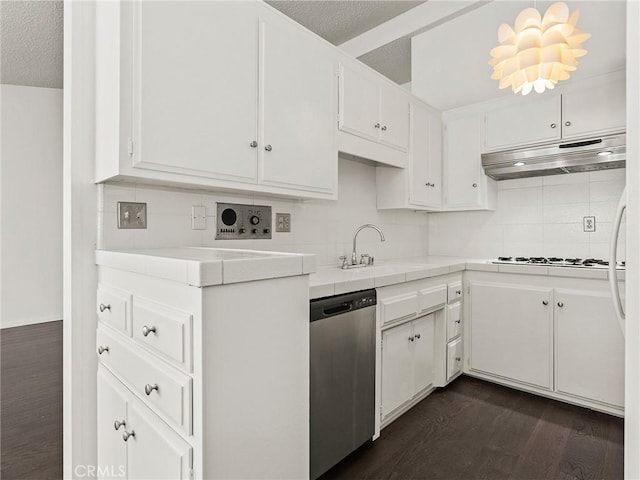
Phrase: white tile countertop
[
  {"left": 95, "top": 247, "right": 316, "bottom": 287},
  {"left": 309, "top": 256, "right": 625, "bottom": 299}
]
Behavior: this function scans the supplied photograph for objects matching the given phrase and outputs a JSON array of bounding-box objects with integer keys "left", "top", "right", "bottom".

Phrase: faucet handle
[
  {"left": 360, "top": 254, "right": 370, "bottom": 265},
  {"left": 339, "top": 255, "right": 349, "bottom": 269}
]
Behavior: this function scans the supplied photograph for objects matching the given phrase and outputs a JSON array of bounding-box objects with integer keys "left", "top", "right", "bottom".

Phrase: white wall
[
  {"left": 428, "top": 169, "right": 626, "bottom": 260},
  {"left": 1, "top": 84, "right": 63, "bottom": 328},
  {"left": 99, "top": 158, "right": 430, "bottom": 265}
]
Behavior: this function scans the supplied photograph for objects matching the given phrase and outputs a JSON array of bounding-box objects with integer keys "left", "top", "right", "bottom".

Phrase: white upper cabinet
[
  {"left": 132, "top": 1, "right": 258, "bottom": 183},
  {"left": 338, "top": 62, "right": 410, "bottom": 153},
  {"left": 561, "top": 77, "right": 626, "bottom": 139},
  {"left": 96, "top": 1, "right": 337, "bottom": 200},
  {"left": 376, "top": 101, "right": 442, "bottom": 210},
  {"left": 484, "top": 95, "right": 561, "bottom": 151},
  {"left": 259, "top": 10, "right": 337, "bottom": 193},
  {"left": 443, "top": 110, "right": 496, "bottom": 210},
  {"left": 483, "top": 74, "right": 626, "bottom": 151}
]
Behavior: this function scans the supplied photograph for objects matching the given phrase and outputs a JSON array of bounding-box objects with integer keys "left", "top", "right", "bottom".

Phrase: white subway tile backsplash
[
  {"left": 500, "top": 177, "right": 543, "bottom": 190},
  {"left": 542, "top": 203, "right": 587, "bottom": 224},
  {"left": 542, "top": 171, "right": 590, "bottom": 185},
  {"left": 590, "top": 180, "right": 625, "bottom": 202},
  {"left": 501, "top": 186, "right": 542, "bottom": 207},
  {"left": 589, "top": 201, "right": 619, "bottom": 222},
  {"left": 543, "top": 183, "right": 590, "bottom": 205},
  {"left": 100, "top": 159, "right": 430, "bottom": 266},
  {"left": 590, "top": 168, "right": 625, "bottom": 183}
]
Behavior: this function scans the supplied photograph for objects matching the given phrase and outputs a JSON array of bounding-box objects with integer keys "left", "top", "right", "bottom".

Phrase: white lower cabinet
[
  {"left": 97, "top": 366, "right": 192, "bottom": 480},
  {"left": 555, "top": 290, "right": 624, "bottom": 407},
  {"left": 381, "top": 314, "right": 435, "bottom": 421},
  {"left": 467, "top": 273, "right": 624, "bottom": 414},
  {"left": 446, "top": 337, "right": 463, "bottom": 381},
  {"left": 469, "top": 282, "right": 553, "bottom": 390}
]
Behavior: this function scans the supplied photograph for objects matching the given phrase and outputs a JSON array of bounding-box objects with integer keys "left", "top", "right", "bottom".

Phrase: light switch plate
[
  {"left": 275, "top": 213, "right": 291, "bottom": 232},
  {"left": 118, "top": 202, "right": 147, "bottom": 229},
  {"left": 583, "top": 216, "right": 596, "bottom": 232},
  {"left": 192, "top": 205, "right": 206, "bottom": 230}
]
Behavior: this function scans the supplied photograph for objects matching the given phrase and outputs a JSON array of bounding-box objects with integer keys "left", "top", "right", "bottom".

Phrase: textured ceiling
[
  {"left": 267, "top": 1, "right": 424, "bottom": 46},
  {"left": 0, "top": 1, "right": 63, "bottom": 88},
  {"left": 359, "top": 37, "right": 412, "bottom": 85}
]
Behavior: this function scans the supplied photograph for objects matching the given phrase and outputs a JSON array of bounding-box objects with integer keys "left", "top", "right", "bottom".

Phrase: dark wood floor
[
  {"left": 1, "top": 321, "right": 63, "bottom": 480},
  {"left": 321, "top": 376, "right": 624, "bottom": 480}
]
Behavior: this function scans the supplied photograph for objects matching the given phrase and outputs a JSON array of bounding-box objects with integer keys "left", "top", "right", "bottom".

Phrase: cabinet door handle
[
  {"left": 456, "top": 290, "right": 462, "bottom": 295},
  {"left": 557, "top": 302, "right": 564, "bottom": 308},
  {"left": 114, "top": 420, "right": 126, "bottom": 431},
  {"left": 565, "top": 121, "right": 571, "bottom": 127},
  {"left": 374, "top": 123, "right": 380, "bottom": 129},
  {"left": 97, "top": 346, "right": 109, "bottom": 355},
  {"left": 142, "top": 325, "right": 156, "bottom": 337},
  {"left": 264, "top": 145, "right": 272, "bottom": 152},
  {"left": 414, "top": 333, "right": 421, "bottom": 339},
  {"left": 542, "top": 300, "right": 548, "bottom": 306},
  {"left": 122, "top": 430, "right": 135, "bottom": 442},
  {"left": 249, "top": 141, "right": 258, "bottom": 148},
  {"left": 425, "top": 182, "right": 435, "bottom": 187},
  {"left": 381, "top": 125, "right": 387, "bottom": 131},
  {"left": 472, "top": 183, "right": 478, "bottom": 188},
  {"left": 99, "top": 304, "right": 111, "bottom": 313},
  {"left": 408, "top": 336, "right": 414, "bottom": 342},
  {"left": 144, "top": 383, "right": 159, "bottom": 396},
  {"left": 455, "top": 319, "right": 461, "bottom": 324},
  {"left": 550, "top": 123, "right": 557, "bottom": 128},
  {"left": 455, "top": 357, "right": 461, "bottom": 362}
]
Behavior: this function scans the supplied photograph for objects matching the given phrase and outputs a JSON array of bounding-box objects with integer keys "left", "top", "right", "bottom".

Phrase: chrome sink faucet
[{"left": 340, "top": 224, "right": 386, "bottom": 269}]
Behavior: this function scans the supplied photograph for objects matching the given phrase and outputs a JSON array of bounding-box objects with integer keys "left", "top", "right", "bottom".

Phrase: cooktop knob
[
  {"left": 252, "top": 228, "right": 258, "bottom": 234},
  {"left": 250, "top": 215, "right": 260, "bottom": 225},
  {"left": 263, "top": 228, "right": 271, "bottom": 234}
]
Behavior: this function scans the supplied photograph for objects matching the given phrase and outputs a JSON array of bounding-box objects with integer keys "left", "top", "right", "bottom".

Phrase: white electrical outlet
[
  {"left": 583, "top": 216, "right": 596, "bottom": 233},
  {"left": 192, "top": 206, "right": 206, "bottom": 230}
]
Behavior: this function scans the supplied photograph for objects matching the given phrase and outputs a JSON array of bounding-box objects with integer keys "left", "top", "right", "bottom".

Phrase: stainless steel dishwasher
[{"left": 310, "top": 289, "right": 376, "bottom": 480}]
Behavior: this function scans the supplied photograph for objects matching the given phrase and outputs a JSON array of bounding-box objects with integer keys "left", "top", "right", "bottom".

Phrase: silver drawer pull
[
  {"left": 455, "top": 320, "right": 461, "bottom": 324},
  {"left": 414, "top": 333, "right": 421, "bottom": 339},
  {"left": 122, "top": 430, "right": 135, "bottom": 442},
  {"left": 99, "top": 304, "right": 111, "bottom": 313},
  {"left": 542, "top": 300, "right": 549, "bottom": 306},
  {"left": 408, "top": 336, "right": 414, "bottom": 342},
  {"left": 142, "top": 325, "right": 157, "bottom": 337},
  {"left": 97, "top": 346, "right": 109, "bottom": 355},
  {"left": 144, "top": 383, "right": 159, "bottom": 396},
  {"left": 455, "top": 357, "right": 461, "bottom": 362},
  {"left": 557, "top": 302, "right": 564, "bottom": 308},
  {"left": 114, "top": 420, "right": 126, "bottom": 431},
  {"left": 456, "top": 290, "right": 462, "bottom": 295}
]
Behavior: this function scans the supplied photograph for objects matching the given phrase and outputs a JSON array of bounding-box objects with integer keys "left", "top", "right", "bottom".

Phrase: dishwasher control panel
[{"left": 216, "top": 203, "right": 272, "bottom": 240}]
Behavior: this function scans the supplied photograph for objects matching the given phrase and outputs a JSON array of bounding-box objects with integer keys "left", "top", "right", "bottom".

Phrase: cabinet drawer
[
  {"left": 418, "top": 285, "right": 447, "bottom": 314},
  {"left": 447, "top": 337, "right": 463, "bottom": 381},
  {"left": 448, "top": 282, "right": 463, "bottom": 304},
  {"left": 97, "top": 326, "right": 192, "bottom": 436},
  {"left": 132, "top": 298, "right": 193, "bottom": 373},
  {"left": 447, "top": 303, "right": 462, "bottom": 341},
  {"left": 97, "top": 285, "right": 132, "bottom": 335},
  {"left": 380, "top": 292, "right": 418, "bottom": 327}
]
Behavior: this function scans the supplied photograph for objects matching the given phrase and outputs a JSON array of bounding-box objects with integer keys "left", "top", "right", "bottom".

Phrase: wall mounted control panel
[{"left": 216, "top": 203, "right": 272, "bottom": 240}]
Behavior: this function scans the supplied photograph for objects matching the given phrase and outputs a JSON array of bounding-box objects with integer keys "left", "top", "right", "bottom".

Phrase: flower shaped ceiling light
[{"left": 489, "top": 2, "right": 590, "bottom": 95}]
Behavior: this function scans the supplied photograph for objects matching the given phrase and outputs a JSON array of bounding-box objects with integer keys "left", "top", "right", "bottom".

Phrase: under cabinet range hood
[{"left": 481, "top": 133, "right": 626, "bottom": 180}]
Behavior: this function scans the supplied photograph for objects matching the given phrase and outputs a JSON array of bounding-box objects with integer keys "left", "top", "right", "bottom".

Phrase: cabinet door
[
  {"left": 97, "top": 367, "right": 128, "bottom": 480},
  {"left": 132, "top": 2, "right": 258, "bottom": 182},
  {"left": 562, "top": 78, "right": 626, "bottom": 139},
  {"left": 127, "top": 401, "right": 192, "bottom": 480},
  {"left": 338, "top": 63, "right": 380, "bottom": 142},
  {"left": 379, "top": 83, "right": 409, "bottom": 151},
  {"left": 410, "top": 104, "right": 442, "bottom": 208},
  {"left": 484, "top": 95, "right": 561, "bottom": 151},
  {"left": 413, "top": 314, "right": 436, "bottom": 394},
  {"left": 260, "top": 12, "right": 336, "bottom": 193},
  {"left": 381, "top": 322, "right": 414, "bottom": 418},
  {"left": 469, "top": 282, "right": 553, "bottom": 390},
  {"left": 443, "top": 112, "right": 483, "bottom": 208},
  {"left": 446, "top": 337, "right": 464, "bottom": 381},
  {"left": 555, "top": 290, "right": 624, "bottom": 407}
]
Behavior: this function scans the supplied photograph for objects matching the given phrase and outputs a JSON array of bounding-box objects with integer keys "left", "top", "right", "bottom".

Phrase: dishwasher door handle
[{"left": 322, "top": 302, "right": 352, "bottom": 317}]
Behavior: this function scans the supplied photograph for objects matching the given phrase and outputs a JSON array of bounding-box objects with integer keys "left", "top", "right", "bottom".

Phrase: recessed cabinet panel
[
  {"left": 379, "top": 83, "right": 409, "bottom": 151},
  {"left": 562, "top": 78, "right": 626, "bottom": 139},
  {"left": 381, "top": 322, "right": 414, "bottom": 418},
  {"left": 410, "top": 104, "right": 442, "bottom": 208},
  {"left": 443, "top": 112, "right": 483, "bottom": 208},
  {"left": 412, "top": 314, "right": 436, "bottom": 394},
  {"left": 97, "top": 367, "right": 128, "bottom": 480},
  {"left": 446, "top": 337, "right": 463, "bottom": 381},
  {"left": 260, "top": 13, "right": 336, "bottom": 193},
  {"left": 132, "top": 2, "right": 258, "bottom": 182},
  {"left": 555, "top": 290, "right": 624, "bottom": 407},
  {"left": 339, "top": 63, "right": 380, "bottom": 142},
  {"left": 484, "top": 95, "right": 561, "bottom": 151},
  {"left": 127, "top": 400, "right": 192, "bottom": 480},
  {"left": 97, "top": 285, "right": 131, "bottom": 335},
  {"left": 447, "top": 303, "right": 462, "bottom": 342},
  {"left": 469, "top": 282, "right": 553, "bottom": 390},
  {"left": 380, "top": 292, "right": 419, "bottom": 327}
]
